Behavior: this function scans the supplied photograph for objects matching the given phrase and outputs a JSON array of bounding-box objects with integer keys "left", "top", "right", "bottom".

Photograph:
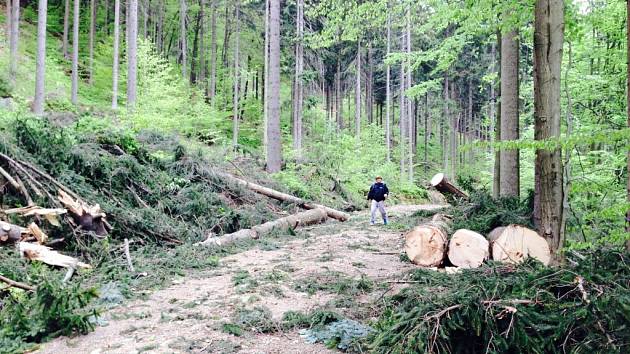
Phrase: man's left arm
[{"left": 384, "top": 184, "right": 389, "bottom": 198}]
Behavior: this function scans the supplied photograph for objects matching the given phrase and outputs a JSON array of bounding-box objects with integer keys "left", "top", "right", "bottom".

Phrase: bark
[
  {"left": 71, "top": 0, "right": 79, "bottom": 105},
  {"left": 127, "top": 0, "right": 138, "bottom": 108},
  {"left": 0, "top": 220, "right": 25, "bottom": 244},
  {"left": 5, "top": 0, "right": 10, "bottom": 44},
  {"left": 404, "top": 214, "right": 451, "bottom": 267},
  {"left": 336, "top": 57, "right": 342, "bottom": 130},
  {"left": 232, "top": 0, "right": 240, "bottom": 149},
  {"left": 385, "top": 8, "right": 391, "bottom": 161},
  {"left": 9, "top": 0, "right": 20, "bottom": 84},
  {"left": 197, "top": 208, "right": 328, "bottom": 247},
  {"left": 266, "top": 0, "right": 282, "bottom": 173},
  {"left": 180, "top": 0, "right": 187, "bottom": 79},
  {"left": 492, "top": 36, "right": 500, "bottom": 198},
  {"left": 500, "top": 27, "right": 520, "bottom": 197},
  {"left": 62, "top": 0, "right": 70, "bottom": 58},
  {"left": 199, "top": 0, "right": 206, "bottom": 86},
  {"left": 89, "top": 0, "right": 96, "bottom": 85},
  {"left": 406, "top": 7, "right": 413, "bottom": 183},
  {"left": 400, "top": 41, "right": 407, "bottom": 178},
  {"left": 491, "top": 225, "right": 551, "bottom": 265},
  {"left": 190, "top": 8, "right": 202, "bottom": 84},
  {"left": 533, "top": 0, "right": 564, "bottom": 260},
  {"left": 424, "top": 92, "right": 429, "bottom": 173},
  {"left": 263, "top": 0, "right": 269, "bottom": 152},
  {"left": 33, "top": 0, "right": 48, "bottom": 116},
  {"left": 355, "top": 40, "right": 361, "bottom": 136},
  {"left": 217, "top": 172, "right": 350, "bottom": 221},
  {"left": 105, "top": 0, "right": 109, "bottom": 35},
  {"left": 627, "top": 0, "right": 630, "bottom": 250},
  {"left": 292, "top": 0, "right": 304, "bottom": 157},
  {"left": 442, "top": 73, "right": 449, "bottom": 175},
  {"left": 430, "top": 172, "right": 468, "bottom": 200},
  {"left": 447, "top": 229, "right": 489, "bottom": 268},
  {"left": 366, "top": 43, "right": 373, "bottom": 124},
  {"left": 449, "top": 86, "right": 457, "bottom": 180},
  {"left": 111, "top": 0, "right": 120, "bottom": 109},
  {"left": 209, "top": 0, "right": 217, "bottom": 101}
]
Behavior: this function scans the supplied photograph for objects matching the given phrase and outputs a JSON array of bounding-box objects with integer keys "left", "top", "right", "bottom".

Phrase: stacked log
[
  {"left": 404, "top": 214, "right": 451, "bottom": 267},
  {"left": 447, "top": 229, "right": 489, "bottom": 268},
  {"left": 490, "top": 224, "right": 551, "bottom": 265}
]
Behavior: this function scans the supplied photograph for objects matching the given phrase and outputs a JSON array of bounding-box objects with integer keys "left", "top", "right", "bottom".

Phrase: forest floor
[{"left": 37, "top": 204, "right": 443, "bottom": 354}]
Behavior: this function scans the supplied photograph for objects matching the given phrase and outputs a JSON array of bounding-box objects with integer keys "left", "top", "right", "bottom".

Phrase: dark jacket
[{"left": 367, "top": 182, "right": 389, "bottom": 202}]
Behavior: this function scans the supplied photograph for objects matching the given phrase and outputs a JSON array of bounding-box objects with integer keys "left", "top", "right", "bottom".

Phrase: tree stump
[
  {"left": 447, "top": 229, "right": 489, "bottom": 268},
  {"left": 491, "top": 225, "right": 551, "bottom": 265}
]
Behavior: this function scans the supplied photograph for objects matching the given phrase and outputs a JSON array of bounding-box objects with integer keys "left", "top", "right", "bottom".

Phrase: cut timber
[
  {"left": 491, "top": 225, "right": 551, "bottom": 265},
  {"left": 430, "top": 173, "right": 468, "bottom": 199},
  {"left": 197, "top": 208, "right": 328, "bottom": 247},
  {"left": 0, "top": 220, "right": 28, "bottom": 244},
  {"left": 19, "top": 242, "right": 92, "bottom": 269},
  {"left": 58, "top": 189, "right": 109, "bottom": 236},
  {"left": 447, "top": 229, "right": 489, "bottom": 268},
  {"left": 404, "top": 214, "right": 451, "bottom": 267},
  {"left": 487, "top": 226, "right": 507, "bottom": 242},
  {"left": 217, "top": 172, "right": 349, "bottom": 221},
  {"left": 4, "top": 205, "right": 67, "bottom": 227}
]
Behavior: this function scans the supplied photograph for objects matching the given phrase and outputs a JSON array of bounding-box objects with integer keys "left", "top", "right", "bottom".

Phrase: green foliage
[{"left": 369, "top": 249, "right": 630, "bottom": 353}]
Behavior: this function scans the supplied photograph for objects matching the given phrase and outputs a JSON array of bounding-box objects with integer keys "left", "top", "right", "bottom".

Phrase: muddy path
[{"left": 39, "top": 204, "right": 442, "bottom": 354}]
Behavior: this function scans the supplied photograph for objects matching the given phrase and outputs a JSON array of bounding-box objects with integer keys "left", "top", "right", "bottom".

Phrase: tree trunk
[
  {"left": 89, "top": 0, "right": 96, "bottom": 85},
  {"left": 293, "top": 0, "right": 304, "bottom": 157},
  {"left": 232, "top": 0, "right": 240, "bottom": 149},
  {"left": 385, "top": 8, "right": 391, "bottom": 161},
  {"left": 499, "top": 27, "right": 520, "bottom": 197},
  {"left": 71, "top": 0, "right": 79, "bottom": 105},
  {"left": 366, "top": 43, "right": 373, "bottom": 124},
  {"left": 355, "top": 40, "right": 361, "bottom": 136},
  {"left": 449, "top": 85, "right": 457, "bottom": 180},
  {"left": 180, "top": 0, "right": 187, "bottom": 79},
  {"left": 336, "top": 57, "right": 342, "bottom": 131},
  {"left": 266, "top": 0, "right": 282, "bottom": 173},
  {"left": 111, "top": 0, "right": 120, "bottom": 109},
  {"left": 4, "top": 0, "right": 10, "bottom": 44},
  {"left": 442, "top": 73, "right": 449, "bottom": 175},
  {"left": 533, "top": 0, "right": 564, "bottom": 260},
  {"left": 626, "top": 0, "right": 630, "bottom": 251},
  {"left": 262, "top": 0, "right": 269, "bottom": 153},
  {"left": 424, "top": 92, "right": 429, "bottom": 173},
  {"left": 62, "top": 0, "right": 70, "bottom": 58},
  {"left": 197, "top": 209, "right": 328, "bottom": 247},
  {"left": 209, "top": 0, "right": 217, "bottom": 101},
  {"left": 127, "top": 0, "right": 138, "bottom": 108},
  {"left": 405, "top": 214, "right": 451, "bottom": 267},
  {"left": 491, "top": 225, "right": 551, "bottom": 265},
  {"left": 400, "top": 40, "right": 407, "bottom": 179},
  {"left": 492, "top": 36, "right": 500, "bottom": 198},
  {"left": 448, "top": 229, "right": 489, "bottom": 268},
  {"left": 9, "top": 0, "right": 20, "bottom": 85},
  {"left": 105, "top": 0, "right": 110, "bottom": 35},
  {"left": 431, "top": 172, "right": 468, "bottom": 200},
  {"left": 190, "top": 9, "right": 201, "bottom": 84},
  {"left": 33, "top": 0, "right": 48, "bottom": 116},
  {"left": 406, "top": 6, "right": 413, "bottom": 183},
  {"left": 199, "top": 0, "right": 206, "bottom": 87}
]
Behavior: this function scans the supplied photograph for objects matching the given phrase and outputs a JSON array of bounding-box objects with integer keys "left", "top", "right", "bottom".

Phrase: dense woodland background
[{"left": 0, "top": 0, "right": 629, "bottom": 351}]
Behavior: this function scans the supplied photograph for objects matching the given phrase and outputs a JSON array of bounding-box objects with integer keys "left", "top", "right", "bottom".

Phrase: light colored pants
[{"left": 370, "top": 200, "right": 387, "bottom": 223}]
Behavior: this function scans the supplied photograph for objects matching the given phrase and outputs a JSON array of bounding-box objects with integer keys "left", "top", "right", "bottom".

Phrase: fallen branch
[
  {"left": 217, "top": 172, "right": 349, "bottom": 221},
  {"left": 58, "top": 189, "right": 109, "bottom": 236},
  {"left": 196, "top": 208, "right": 328, "bottom": 247},
  {"left": 124, "top": 238, "right": 135, "bottom": 272},
  {"left": 19, "top": 242, "right": 92, "bottom": 269},
  {"left": 0, "top": 274, "right": 36, "bottom": 291}
]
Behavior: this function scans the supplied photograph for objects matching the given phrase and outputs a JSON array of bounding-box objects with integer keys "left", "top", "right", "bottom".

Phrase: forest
[{"left": 0, "top": 0, "right": 629, "bottom": 353}]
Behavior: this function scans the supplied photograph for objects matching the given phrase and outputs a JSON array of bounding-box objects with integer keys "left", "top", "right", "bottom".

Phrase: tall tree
[
  {"left": 5, "top": 0, "right": 9, "bottom": 43},
  {"left": 33, "top": 0, "right": 48, "bottom": 116},
  {"left": 62, "top": 0, "right": 70, "bottom": 58},
  {"left": 180, "top": 0, "right": 187, "bottom": 79},
  {"left": 293, "top": 0, "right": 304, "bottom": 157},
  {"left": 533, "top": 0, "right": 564, "bottom": 259},
  {"left": 626, "top": 0, "right": 629, "bottom": 250},
  {"left": 263, "top": 0, "right": 269, "bottom": 152},
  {"left": 500, "top": 25, "right": 520, "bottom": 197},
  {"left": 199, "top": 0, "right": 206, "bottom": 87},
  {"left": 71, "top": 0, "right": 79, "bottom": 105},
  {"left": 127, "top": 0, "right": 138, "bottom": 107},
  {"left": 8, "top": 0, "right": 20, "bottom": 84},
  {"left": 355, "top": 40, "right": 361, "bottom": 136},
  {"left": 406, "top": 5, "right": 413, "bottom": 182},
  {"left": 209, "top": 0, "right": 217, "bottom": 101},
  {"left": 266, "top": 0, "right": 282, "bottom": 172},
  {"left": 232, "top": 0, "right": 240, "bottom": 149},
  {"left": 492, "top": 36, "right": 500, "bottom": 198},
  {"left": 385, "top": 6, "right": 391, "bottom": 162},
  {"left": 111, "top": 0, "right": 120, "bottom": 109},
  {"left": 89, "top": 0, "right": 96, "bottom": 84}
]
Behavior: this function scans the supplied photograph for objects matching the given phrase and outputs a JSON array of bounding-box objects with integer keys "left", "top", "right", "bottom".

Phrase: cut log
[
  {"left": 18, "top": 242, "right": 92, "bottom": 269},
  {"left": 487, "top": 226, "right": 506, "bottom": 242},
  {"left": 491, "top": 225, "right": 551, "bottom": 265},
  {"left": 4, "top": 205, "right": 67, "bottom": 227},
  {"left": 447, "top": 229, "right": 489, "bottom": 268},
  {"left": 217, "top": 172, "right": 349, "bottom": 221},
  {"left": 404, "top": 214, "right": 451, "bottom": 267},
  {"left": 58, "top": 189, "right": 109, "bottom": 236},
  {"left": 430, "top": 173, "right": 468, "bottom": 199},
  {"left": 0, "top": 220, "right": 28, "bottom": 244},
  {"left": 197, "top": 208, "right": 328, "bottom": 247}
]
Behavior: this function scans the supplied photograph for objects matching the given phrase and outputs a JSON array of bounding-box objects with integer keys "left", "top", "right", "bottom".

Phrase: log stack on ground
[
  {"left": 430, "top": 173, "right": 468, "bottom": 200},
  {"left": 197, "top": 208, "right": 328, "bottom": 247},
  {"left": 404, "top": 214, "right": 451, "bottom": 267},
  {"left": 447, "top": 229, "right": 489, "bottom": 268},
  {"left": 490, "top": 225, "right": 551, "bottom": 265}
]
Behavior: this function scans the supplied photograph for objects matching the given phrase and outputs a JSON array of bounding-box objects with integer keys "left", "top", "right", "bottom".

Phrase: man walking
[{"left": 367, "top": 176, "right": 389, "bottom": 225}]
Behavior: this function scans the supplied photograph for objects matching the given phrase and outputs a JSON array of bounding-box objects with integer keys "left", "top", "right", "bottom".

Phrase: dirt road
[{"left": 40, "top": 204, "right": 442, "bottom": 354}]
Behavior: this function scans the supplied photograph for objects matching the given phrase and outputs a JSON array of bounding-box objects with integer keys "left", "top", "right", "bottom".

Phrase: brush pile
[{"left": 369, "top": 249, "right": 630, "bottom": 353}]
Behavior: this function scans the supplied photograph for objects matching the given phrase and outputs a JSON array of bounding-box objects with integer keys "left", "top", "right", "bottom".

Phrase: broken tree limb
[
  {"left": 430, "top": 173, "right": 468, "bottom": 200},
  {"left": 58, "top": 189, "right": 109, "bottom": 236},
  {"left": 124, "top": 238, "right": 135, "bottom": 272},
  {"left": 217, "top": 172, "right": 349, "bottom": 221},
  {"left": 19, "top": 242, "right": 92, "bottom": 269},
  {"left": 404, "top": 214, "right": 452, "bottom": 267},
  {"left": 491, "top": 225, "right": 551, "bottom": 265},
  {"left": 197, "top": 208, "right": 328, "bottom": 247},
  {"left": 447, "top": 229, "right": 489, "bottom": 268},
  {"left": 0, "top": 274, "right": 36, "bottom": 291},
  {"left": 0, "top": 220, "right": 28, "bottom": 244}
]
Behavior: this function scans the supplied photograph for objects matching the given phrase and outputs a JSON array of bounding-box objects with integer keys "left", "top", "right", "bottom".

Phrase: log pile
[{"left": 405, "top": 219, "right": 552, "bottom": 269}]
